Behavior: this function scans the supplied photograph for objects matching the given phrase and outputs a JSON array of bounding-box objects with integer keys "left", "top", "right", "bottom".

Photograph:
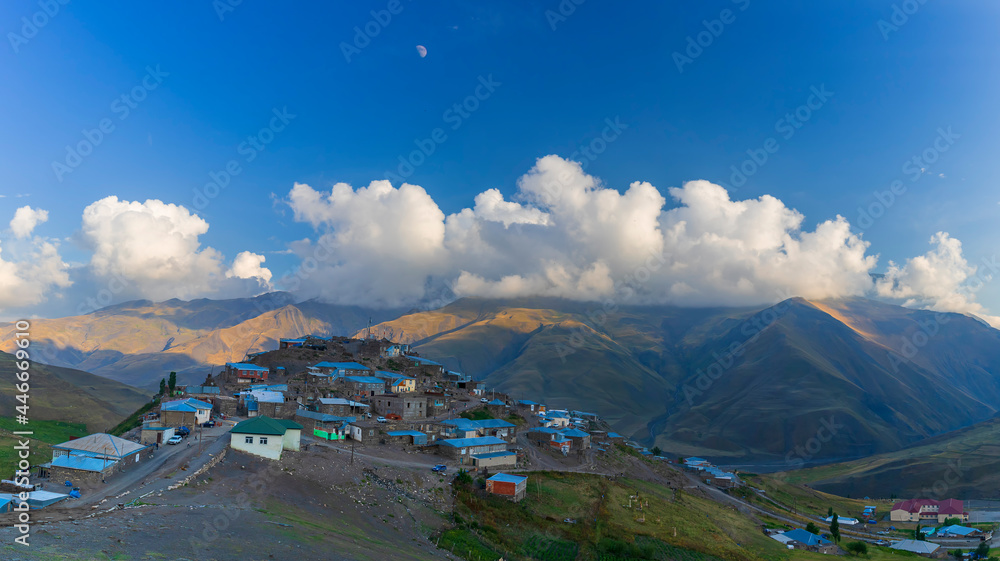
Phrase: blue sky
[{"left": 2, "top": 0, "right": 999, "bottom": 322}]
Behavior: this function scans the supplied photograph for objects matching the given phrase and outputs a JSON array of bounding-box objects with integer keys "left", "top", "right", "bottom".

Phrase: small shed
[
  {"left": 471, "top": 451, "right": 517, "bottom": 469},
  {"left": 386, "top": 430, "right": 428, "bottom": 446},
  {"left": 486, "top": 473, "right": 527, "bottom": 502},
  {"left": 140, "top": 426, "right": 175, "bottom": 445}
]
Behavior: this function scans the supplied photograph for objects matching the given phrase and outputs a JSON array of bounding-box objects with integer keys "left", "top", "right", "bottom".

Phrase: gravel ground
[{"left": 0, "top": 443, "right": 463, "bottom": 560}]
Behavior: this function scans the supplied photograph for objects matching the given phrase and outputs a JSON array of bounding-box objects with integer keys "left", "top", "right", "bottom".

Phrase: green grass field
[
  {"left": 0, "top": 417, "right": 88, "bottom": 478},
  {"left": 741, "top": 473, "right": 871, "bottom": 519},
  {"left": 444, "top": 470, "right": 801, "bottom": 561}
]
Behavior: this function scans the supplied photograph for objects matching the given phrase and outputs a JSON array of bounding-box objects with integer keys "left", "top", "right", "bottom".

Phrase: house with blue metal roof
[
  {"left": 161, "top": 398, "right": 214, "bottom": 426},
  {"left": 317, "top": 397, "right": 369, "bottom": 416},
  {"left": 380, "top": 343, "right": 410, "bottom": 357},
  {"left": 441, "top": 418, "right": 516, "bottom": 439},
  {"left": 934, "top": 525, "right": 981, "bottom": 537},
  {"left": 184, "top": 385, "right": 221, "bottom": 395},
  {"left": 308, "top": 362, "right": 371, "bottom": 385},
  {"left": 516, "top": 399, "right": 544, "bottom": 412},
  {"left": 0, "top": 490, "right": 69, "bottom": 510},
  {"left": 386, "top": 430, "right": 429, "bottom": 446},
  {"left": 226, "top": 362, "right": 270, "bottom": 383},
  {"left": 487, "top": 473, "right": 527, "bottom": 501},
  {"left": 437, "top": 436, "right": 507, "bottom": 463},
  {"left": 409, "top": 356, "right": 441, "bottom": 366},
  {"left": 279, "top": 338, "right": 306, "bottom": 349},
  {"left": 339, "top": 375, "right": 387, "bottom": 397},
  {"left": 47, "top": 433, "right": 151, "bottom": 486},
  {"left": 294, "top": 408, "right": 356, "bottom": 438},
  {"left": 771, "top": 529, "right": 834, "bottom": 552}
]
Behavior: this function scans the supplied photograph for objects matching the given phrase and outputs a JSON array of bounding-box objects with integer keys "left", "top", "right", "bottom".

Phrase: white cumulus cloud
[
  {"left": 10, "top": 206, "right": 49, "bottom": 238},
  {"left": 226, "top": 251, "right": 273, "bottom": 284},
  {"left": 876, "top": 233, "right": 1000, "bottom": 328},
  {"left": 80, "top": 196, "right": 269, "bottom": 302},
  {"left": 285, "top": 155, "right": 887, "bottom": 309}
]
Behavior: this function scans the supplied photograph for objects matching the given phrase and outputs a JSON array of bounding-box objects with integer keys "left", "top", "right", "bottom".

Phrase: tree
[
  {"left": 974, "top": 542, "right": 990, "bottom": 559},
  {"left": 951, "top": 550, "right": 963, "bottom": 559},
  {"left": 944, "top": 517, "right": 962, "bottom": 526},
  {"left": 806, "top": 522, "right": 821, "bottom": 535},
  {"left": 830, "top": 513, "right": 841, "bottom": 543},
  {"left": 828, "top": 507, "right": 834, "bottom": 517},
  {"left": 168, "top": 371, "right": 177, "bottom": 393},
  {"left": 159, "top": 378, "right": 166, "bottom": 396},
  {"left": 651, "top": 446, "right": 662, "bottom": 456},
  {"left": 916, "top": 525, "right": 924, "bottom": 540},
  {"left": 845, "top": 541, "right": 868, "bottom": 556}
]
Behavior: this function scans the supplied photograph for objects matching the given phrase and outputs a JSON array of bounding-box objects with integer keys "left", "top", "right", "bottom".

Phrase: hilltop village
[{"left": 3, "top": 335, "right": 996, "bottom": 560}]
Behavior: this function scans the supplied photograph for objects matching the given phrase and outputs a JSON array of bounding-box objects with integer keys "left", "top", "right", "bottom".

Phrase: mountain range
[
  {"left": 362, "top": 296, "right": 1000, "bottom": 464},
  {"left": 4, "top": 293, "right": 1000, "bottom": 466},
  {"left": 0, "top": 293, "right": 405, "bottom": 389},
  {"left": 0, "top": 351, "right": 149, "bottom": 432}
]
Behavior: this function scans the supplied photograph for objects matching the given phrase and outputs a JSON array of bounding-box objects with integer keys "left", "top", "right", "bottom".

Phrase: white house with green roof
[{"left": 230, "top": 416, "right": 302, "bottom": 460}]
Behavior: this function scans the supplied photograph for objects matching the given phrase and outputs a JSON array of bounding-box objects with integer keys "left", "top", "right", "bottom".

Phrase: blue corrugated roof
[
  {"left": 314, "top": 361, "right": 369, "bottom": 370},
  {"left": 529, "top": 427, "right": 560, "bottom": 434},
  {"left": 439, "top": 436, "right": 506, "bottom": 448},
  {"left": 487, "top": 472, "right": 526, "bottom": 483},
  {"left": 51, "top": 455, "right": 113, "bottom": 472},
  {"left": 473, "top": 451, "right": 516, "bottom": 460},
  {"left": 162, "top": 398, "right": 213, "bottom": 412},
  {"left": 560, "top": 428, "right": 589, "bottom": 437},
  {"left": 487, "top": 399, "right": 506, "bottom": 405},
  {"left": 227, "top": 362, "right": 269, "bottom": 371},
  {"left": 408, "top": 357, "right": 441, "bottom": 366},
  {"left": 387, "top": 430, "right": 425, "bottom": 437},
  {"left": 185, "top": 386, "right": 220, "bottom": 394},
  {"left": 295, "top": 410, "right": 356, "bottom": 422},
  {"left": 780, "top": 529, "right": 831, "bottom": 546},
  {"left": 342, "top": 376, "right": 386, "bottom": 384},
  {"left": 936, "top": 525, "right": 977, "bottom": 536},
  {"left": 517, "top": 400, "right": 540, "bottom": 406}
]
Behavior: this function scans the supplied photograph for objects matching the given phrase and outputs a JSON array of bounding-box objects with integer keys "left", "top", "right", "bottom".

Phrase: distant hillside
[
  {"left": 0, "top": 293, "right": 406, "bottom": 389},
  {"left": 784, "top": 414, "right": 1000, "bottom": 499},
  {"left": 0, "top": 351, "right": 149, "bottom": 432},
  {"left": 364, "top": 297, "right": 1000, "bottom": 464}
]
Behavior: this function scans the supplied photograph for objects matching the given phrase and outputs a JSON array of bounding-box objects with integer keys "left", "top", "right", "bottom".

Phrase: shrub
[{"left": 845, "top": 541, "right": 868, "bottom": 556}]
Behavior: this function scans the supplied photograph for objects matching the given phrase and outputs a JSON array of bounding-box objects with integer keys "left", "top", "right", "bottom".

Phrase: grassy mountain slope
[
  {"left": 0, "top": 351, "right": 149, "bottom": 432},
  {"left": 366, "top": 296, "right": 1000, "bottom": 463},
  {"left": 785, "top": 414, "right": 1000, "bottom": 499},
  {"left": 0, "top": 293, "right": 406, "bottom": 389}
]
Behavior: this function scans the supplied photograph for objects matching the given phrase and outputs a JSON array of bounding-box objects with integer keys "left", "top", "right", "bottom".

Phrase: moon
[{"left": 416, "top": 45, "right": 427, "bottom": 58}]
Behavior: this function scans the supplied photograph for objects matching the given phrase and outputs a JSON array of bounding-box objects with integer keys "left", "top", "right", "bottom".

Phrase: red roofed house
[{"left": 890, "top": 499, "right": 968, "bottom": 523}]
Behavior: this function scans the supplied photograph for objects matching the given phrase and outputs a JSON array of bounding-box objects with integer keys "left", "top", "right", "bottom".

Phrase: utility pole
[{"left": 350, "top": 439, "right": 355, "bottom": 465}]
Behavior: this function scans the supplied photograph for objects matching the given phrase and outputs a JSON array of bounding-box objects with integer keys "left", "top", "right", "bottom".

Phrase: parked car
[
  {"left": 202, "top": 421, "right": 215, "bottom": 428},
  {"left": 175, "top": 426, "right": 190, "bottom": 437},
  {"left": 480, "top": 398, "right": 489, "bottom": 403},
  {"left": 376, "top": 416, "right": 387, "bottom": 423},
  {"left": 166, "top": 435, "right": 183, "bottom": 445},
  {"left": 431, "top": 464, "right": 447, "bottom": 472}
]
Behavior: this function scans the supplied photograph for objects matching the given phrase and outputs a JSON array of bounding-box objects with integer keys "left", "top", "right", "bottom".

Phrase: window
[
  {"left": 259, "top": 437, "right": 268, "bottom": 445},
  {"left": 245, "top": 436, "right": 253, "bottom": 444}
]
